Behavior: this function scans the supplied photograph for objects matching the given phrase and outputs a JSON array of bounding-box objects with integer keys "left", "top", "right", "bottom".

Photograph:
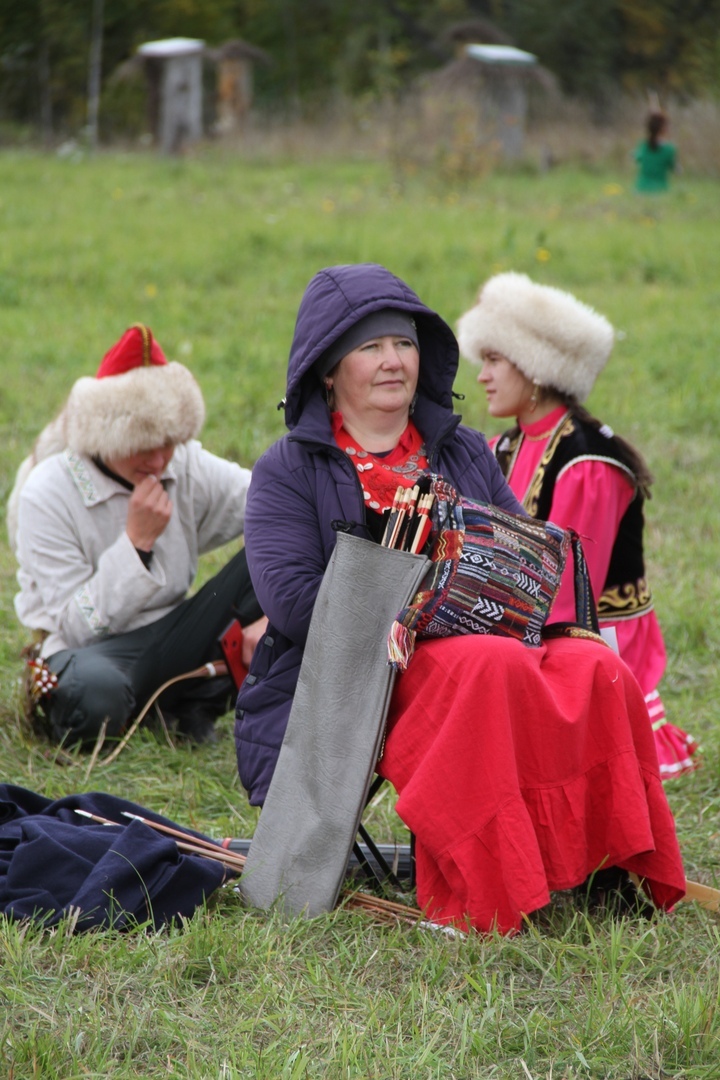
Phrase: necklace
[{"left": 331, "top": 413, "right": 429, "bottom": 511}]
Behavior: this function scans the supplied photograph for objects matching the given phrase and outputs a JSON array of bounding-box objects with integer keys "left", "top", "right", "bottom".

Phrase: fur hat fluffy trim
[
  {"left": 456, "top": 272, "right": 615, "bottom": 402},
  {"left": 64, "top": 360, "right": 205, "bottom": 460}
]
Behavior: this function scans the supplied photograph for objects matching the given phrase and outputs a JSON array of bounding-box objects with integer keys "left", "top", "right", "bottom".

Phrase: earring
[
  {"left": 529, "top": 382, "right": 539, "bottom": 413},
  {"left": 324, "top": 379, "right": 334, "bottom": 409},
  {"left": 409, "top": 392, "right": 418, "bottom": 416}
]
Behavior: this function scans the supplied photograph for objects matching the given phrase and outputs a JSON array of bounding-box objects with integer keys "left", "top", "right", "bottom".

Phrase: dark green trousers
[{"left": 45, "top": 547, "right": 262, "bottom": 747}]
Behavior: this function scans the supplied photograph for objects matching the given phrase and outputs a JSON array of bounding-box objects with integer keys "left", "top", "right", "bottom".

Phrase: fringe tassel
[{"left": 387, "top": 621, "right": 416, "bottom": 672}]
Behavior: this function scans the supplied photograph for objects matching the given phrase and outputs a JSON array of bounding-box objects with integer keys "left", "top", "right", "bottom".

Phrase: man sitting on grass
[{"left": 8, "top": 323, "right": 266, "bottom": 748}]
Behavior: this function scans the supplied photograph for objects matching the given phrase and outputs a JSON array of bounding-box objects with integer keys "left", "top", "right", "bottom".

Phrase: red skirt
[{"left": 378, "top": 635, "right": 686, "bottom": 935}]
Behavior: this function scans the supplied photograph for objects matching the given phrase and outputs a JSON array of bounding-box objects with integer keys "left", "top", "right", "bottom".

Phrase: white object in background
[{"left": 465, "top": 44, "right": 537, "bottom": 66}]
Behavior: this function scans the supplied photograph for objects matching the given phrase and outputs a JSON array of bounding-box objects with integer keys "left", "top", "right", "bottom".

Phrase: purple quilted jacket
[{"left": 235, "top": 263, "right": 523, "bottom": 804}]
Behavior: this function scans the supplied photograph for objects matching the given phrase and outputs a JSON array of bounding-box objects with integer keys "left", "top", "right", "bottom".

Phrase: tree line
[{"left": 1, "top": 0, "right": 719, "bottom": 138}]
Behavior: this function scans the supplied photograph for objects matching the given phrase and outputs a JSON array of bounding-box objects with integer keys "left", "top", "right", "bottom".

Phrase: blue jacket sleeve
[{"left": 243, "top": 442, "right": 329, "bottom": 648}]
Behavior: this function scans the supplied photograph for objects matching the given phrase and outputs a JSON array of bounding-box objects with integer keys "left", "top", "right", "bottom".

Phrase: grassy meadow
[{"left": 1, "top": 145, "right": 720, "bottom": 1079}]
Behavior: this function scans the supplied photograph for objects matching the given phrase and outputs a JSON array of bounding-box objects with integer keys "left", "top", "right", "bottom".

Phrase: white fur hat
[
  {"left": 64, "top": 323, "right": 205, "bottom": 459},
  {"left": 6, "top": 325, "right": 205, "bottom": 549},
  {"left": 456, "top": 272, "right": 615, "bottom": 402}
]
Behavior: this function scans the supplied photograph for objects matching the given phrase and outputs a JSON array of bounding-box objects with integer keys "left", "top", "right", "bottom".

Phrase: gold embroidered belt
[{"left": 598, "top": 578, "right": 653, "bottom": 621}]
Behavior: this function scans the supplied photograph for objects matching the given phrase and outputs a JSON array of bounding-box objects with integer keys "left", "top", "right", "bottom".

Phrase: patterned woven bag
[{"left": 387, "top": 477, "right": 579, "bottom": 671}]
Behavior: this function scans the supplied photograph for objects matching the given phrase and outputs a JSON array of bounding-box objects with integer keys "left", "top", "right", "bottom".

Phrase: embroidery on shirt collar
[
  {"left": 64, "top": 449, "right": 176, "bottom": 507},
  {"left": 64, "top": 451, "right": 102, "bottom": 506}
]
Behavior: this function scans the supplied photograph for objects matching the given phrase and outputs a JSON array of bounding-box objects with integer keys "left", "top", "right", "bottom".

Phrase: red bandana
[{"left": 331, "top": 413, "right": 429, "bottom": 512}]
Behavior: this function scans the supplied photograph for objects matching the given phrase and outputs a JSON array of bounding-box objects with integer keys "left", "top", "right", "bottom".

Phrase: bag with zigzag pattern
[{"left": 387, "top": 476, "right": 597, "bottom": 672}]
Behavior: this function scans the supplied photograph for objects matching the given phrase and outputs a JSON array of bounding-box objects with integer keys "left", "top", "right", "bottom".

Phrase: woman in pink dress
[{"left": 457, "top": 271, "right": 698, "bottom": 780}]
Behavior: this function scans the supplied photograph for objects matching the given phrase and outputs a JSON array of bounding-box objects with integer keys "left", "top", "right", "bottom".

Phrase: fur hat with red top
[
  {"left": 6, "top": 325, "right": 205, "bottom": 550},
  {"left": 64, "top": 323, "right": 205, "bottom": 460}
]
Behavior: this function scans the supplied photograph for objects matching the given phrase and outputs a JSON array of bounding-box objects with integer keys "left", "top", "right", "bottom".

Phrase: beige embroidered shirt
[{"left": 14, "top": 441, "right": 251, "bottom": 657}]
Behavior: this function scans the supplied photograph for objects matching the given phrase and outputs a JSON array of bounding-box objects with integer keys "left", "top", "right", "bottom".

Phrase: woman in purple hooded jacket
[{"left": 235, "top": 263, "right": 685, "bottom": 935}]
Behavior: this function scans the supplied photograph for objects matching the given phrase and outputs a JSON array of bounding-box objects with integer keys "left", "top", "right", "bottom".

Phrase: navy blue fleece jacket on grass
[{"left": 0, "top": 785, "right": 228, "bottom": 929}]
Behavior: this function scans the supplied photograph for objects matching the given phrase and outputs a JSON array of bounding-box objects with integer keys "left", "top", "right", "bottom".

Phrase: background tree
[
  {"left": 1, "top": 0, "right": 719, "bottom": 138},
  {"left": 0, "top": 0, "right": 241, "bottom": 135}
]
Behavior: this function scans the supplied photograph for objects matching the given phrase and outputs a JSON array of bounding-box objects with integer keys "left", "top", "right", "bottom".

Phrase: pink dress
[{"left": 490, "top": 407, "right": 698, "bottom": 780}]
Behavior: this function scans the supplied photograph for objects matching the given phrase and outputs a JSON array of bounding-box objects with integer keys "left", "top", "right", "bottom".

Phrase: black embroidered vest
[{"left": 495, "top": 414, "right": 653, "bottom": 621}]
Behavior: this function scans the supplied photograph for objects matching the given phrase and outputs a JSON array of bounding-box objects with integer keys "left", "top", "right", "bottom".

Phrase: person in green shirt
[{"left": 635, "top": 109, "right": 677, "bottom": 193}]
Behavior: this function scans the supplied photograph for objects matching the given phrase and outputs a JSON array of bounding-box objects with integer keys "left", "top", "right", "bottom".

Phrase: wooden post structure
[
  {"left": 205, "top": 39, "right": 271, "bottom": 136},
  {"left": 465, "top": 43, "right": 537, "bottom": 161},
  {"left": 137, "top": 37, "right": 205, "bottom": 154}
]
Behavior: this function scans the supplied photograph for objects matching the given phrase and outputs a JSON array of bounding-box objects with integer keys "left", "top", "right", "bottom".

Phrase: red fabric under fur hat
[{"left": 96, "top": 323, "right": 167, "bottom": 377}]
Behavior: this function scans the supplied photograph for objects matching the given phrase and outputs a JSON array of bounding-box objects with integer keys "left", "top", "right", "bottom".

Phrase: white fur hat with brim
[
  {"left": 64, "top": 323, "right": 205, "bottom": 459},
  {"left": 456, "top": 272, "right": 615, "bottom": 403},
  {"left": 6, "top": 324, "right": 205, "bottom": 551}
]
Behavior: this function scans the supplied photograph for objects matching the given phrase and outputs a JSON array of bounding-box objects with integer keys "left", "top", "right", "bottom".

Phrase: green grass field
[{"left": 1, "top": 146, "right": 720, "bottom": 1079}]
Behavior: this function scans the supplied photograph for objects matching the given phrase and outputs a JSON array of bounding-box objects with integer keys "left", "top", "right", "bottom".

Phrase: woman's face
[
  {"left": 476, "top": 349, "right": 536, "bottom": 419},
  {"left": 329, "top": 334, "right": 420, "bottom": 421}
]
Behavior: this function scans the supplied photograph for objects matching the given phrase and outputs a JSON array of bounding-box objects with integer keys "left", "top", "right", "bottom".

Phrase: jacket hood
[{"left": 283, "top": 263, "right": 459, "bottom": 430}]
